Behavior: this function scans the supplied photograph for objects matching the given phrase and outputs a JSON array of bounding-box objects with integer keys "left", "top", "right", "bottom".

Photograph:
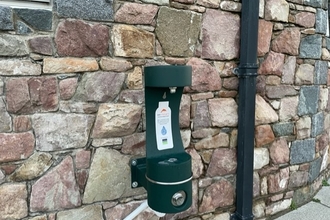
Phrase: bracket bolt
[
  {"left": 169, "top": 87, "right": 177, "bottom": 94},
  {"left": 131, "top": 160, "right": 137, "bottom": 166},
  {"left": 232, "top": 67, "right": 239, "bottom": 75},
  {"left": 132, "top": 182, "right": 138, "bottom": 188},
  {"left": 172, "top": 191, "right": 186, "bottom": 207}
]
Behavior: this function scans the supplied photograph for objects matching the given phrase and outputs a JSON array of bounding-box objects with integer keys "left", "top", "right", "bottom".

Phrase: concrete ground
[{"left": 274, "top": 178, "right": 330, "bottom": 220}]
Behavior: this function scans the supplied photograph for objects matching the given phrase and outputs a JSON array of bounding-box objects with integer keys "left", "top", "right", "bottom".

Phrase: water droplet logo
[{"left": 161, "top": 126, "right": 167, "bottom": 135}]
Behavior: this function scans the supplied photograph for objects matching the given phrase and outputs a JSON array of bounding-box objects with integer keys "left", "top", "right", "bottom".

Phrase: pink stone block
[
  {"left": 0, "top": 132, "right": 34, "bottom": 163},
  {"left": 30, "top": 156, "right": 81, "bottom": 212},
  {"left": 75, "top": 150, "right": 91, "bottom": 169}
]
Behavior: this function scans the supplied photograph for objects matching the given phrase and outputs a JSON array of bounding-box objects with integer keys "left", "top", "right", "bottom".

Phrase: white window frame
[
  {"left": 327, "top": 9, "right": 329, "bottom": 37},
  {"left": 0, "top": 0, "right": 52, "bottom": 9}
]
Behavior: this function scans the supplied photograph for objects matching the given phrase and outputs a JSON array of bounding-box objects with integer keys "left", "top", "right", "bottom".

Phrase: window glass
[{"left": 0, "top": 0, "right": 52, "bottom": 9}]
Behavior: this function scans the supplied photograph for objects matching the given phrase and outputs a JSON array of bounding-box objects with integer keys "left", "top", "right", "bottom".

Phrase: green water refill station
[{"left": 128, "top": 65, "right": 192, "bottom": 218}]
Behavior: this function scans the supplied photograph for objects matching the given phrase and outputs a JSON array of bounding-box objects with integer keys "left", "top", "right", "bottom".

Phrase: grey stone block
[
  {"left": 0, "top": 6, "right": 14, "bottom": 30},
  {"left": 55, "top": 0, "right": 114, "bottom": 21},
  {"left": 326, "top": 38, "right": 330, "bottom": 50},
  {"left": 156, "top": 7, "right": 202, "bottom": 57},
  {"left": 193, "top": 100, "right": 211, "bottom": 130},
  {"left": 303, "top": 0, "right": 328, "bottom": 9},
  {"left": 316, "top": 9, "right": 327, "bottom": 34},
  {"left": 0, "top": 97, "right": 11, "bottom": 132},
  {"left": 299, "top": 35, "right": 322, "bottom": 59},
  {"left": 0, "top": 77, "right": 3, "bottom": 96},
  {"left": 298, "top": 86, "right": 319, "bottom": 116},
  {"left": 314, "top": 60, "right": 328, "bottom": 85},
  {"left": 309, "top": 157, "right": 322, "bottom": 182},
  {"left": 290, "top": 138, "right": 315, "bottom": 165},
  {"left": 0, "top": 35, "right": 28, "bottom": 56},
  {"left": 14, "top": 9, "right": 52, "bottom": 31},
  {"left": 272, "top": 122, "right": 294, "bottom": 137},
  {"left": 16, "top": 21, "right": 32, "bottom": 35},
  {"left": 311, "top": 112, "right": 324, "bottom": 137},
  {"left": 293, "top": 186, "right": 313, "bottom": 206}
]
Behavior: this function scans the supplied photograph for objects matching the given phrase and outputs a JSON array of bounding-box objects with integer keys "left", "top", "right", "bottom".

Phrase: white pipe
[
  {"left": 123, "top": 201, "right": 148, "bottom": 220},
  {"left": 123, "top": 200, "right": 165, "bottom": 220}
]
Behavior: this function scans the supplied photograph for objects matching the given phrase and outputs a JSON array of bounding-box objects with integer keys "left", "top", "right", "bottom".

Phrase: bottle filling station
[{"left": 130, "top": 65, "right": 193, "bottom": 215}]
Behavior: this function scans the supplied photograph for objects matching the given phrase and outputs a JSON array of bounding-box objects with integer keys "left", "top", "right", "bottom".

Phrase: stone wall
[{"left": 0, "top": 0, "right": 329, "bottom": 219}]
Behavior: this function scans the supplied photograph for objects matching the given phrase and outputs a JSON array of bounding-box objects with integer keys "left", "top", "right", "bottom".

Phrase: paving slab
[
  {"left": 274, "top": 202, "right": 330, "bottom": 220},
  {"left": 314, "top": 186, "right": 330, "bottom": 207},
  {"left": 275, "top": 178, "right": 330, "bottom": 220}
]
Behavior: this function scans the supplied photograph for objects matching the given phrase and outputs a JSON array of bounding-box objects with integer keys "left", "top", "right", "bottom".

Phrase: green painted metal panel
[{"left": 131, "top": 65, "right": 193, "bottom": 213}]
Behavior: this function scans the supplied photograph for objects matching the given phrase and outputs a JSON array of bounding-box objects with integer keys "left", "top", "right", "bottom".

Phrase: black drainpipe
[{"left": 231, "top": 0, "right": 259, "bottom": 220}]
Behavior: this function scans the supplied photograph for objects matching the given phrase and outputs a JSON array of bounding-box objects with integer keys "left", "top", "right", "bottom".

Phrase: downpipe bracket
[{"left": 233, "top": 63, "right": 258, "bottom": 77}]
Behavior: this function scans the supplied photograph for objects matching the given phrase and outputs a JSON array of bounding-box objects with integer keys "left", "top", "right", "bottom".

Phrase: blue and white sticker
[{"left": 155, "top": 101, "right": 173, "bottom": 150}]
